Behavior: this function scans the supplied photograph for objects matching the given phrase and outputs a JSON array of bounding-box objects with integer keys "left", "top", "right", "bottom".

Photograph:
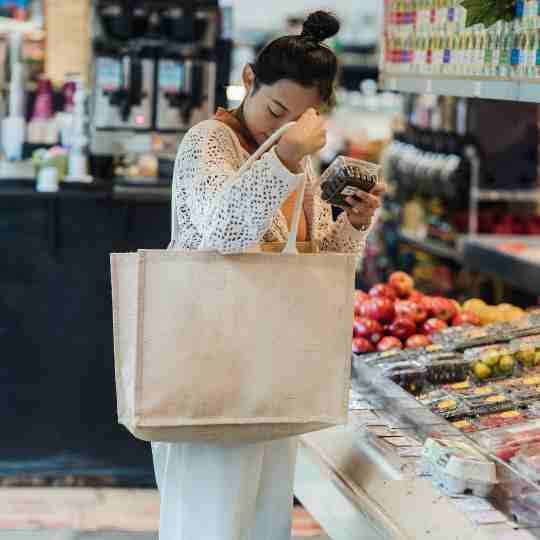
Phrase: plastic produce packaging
[
  {"left": 382, "top": 361, "right": 427, "bottom": 396},
  {"left": 423, "top": 352, "right": 470, "bottom": 384},
  {"left": 422, "top": 438, "right": 497, "bottom": 497},
  {"left": 511, "top": 443, "right": 540, "bottom": 483},
  {"left": 465, "top": 344, "right": 519, "bottom": 382},
  {"left": 319, "top": 156, "right": 381, "bottom": 209},
  {"left": 511, "top": 336, "right": 540, "bottom": 369},
  {"left": 472, "top": 419, "right": 540, "bottom": 460}
]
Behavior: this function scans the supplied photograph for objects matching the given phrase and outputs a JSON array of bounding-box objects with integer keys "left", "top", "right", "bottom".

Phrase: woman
[{"left": 152, "top": 11, "right": 385, "bottom": 540}]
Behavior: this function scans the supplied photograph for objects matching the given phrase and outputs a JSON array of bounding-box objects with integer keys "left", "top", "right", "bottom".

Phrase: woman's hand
[
  {"left": 345, "top": 183, "right": 386, "bottom": 231},
  {"left": 276, "top": 108, "right": 326, "bottom": 172}
]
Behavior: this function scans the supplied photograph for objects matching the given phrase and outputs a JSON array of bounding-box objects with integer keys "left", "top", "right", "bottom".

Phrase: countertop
[{"left": 0, "top": 178, "right": 171, "bottom": 202}]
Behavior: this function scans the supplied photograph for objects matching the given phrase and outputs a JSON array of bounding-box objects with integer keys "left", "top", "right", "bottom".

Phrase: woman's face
[{"left": 241, "top": 64, "right": 322, "bottom": 145}]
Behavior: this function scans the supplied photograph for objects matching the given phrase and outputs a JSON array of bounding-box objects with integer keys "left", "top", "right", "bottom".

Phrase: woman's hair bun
[{"left": 301, "top": 11, "right": 340, "bottom": 43}]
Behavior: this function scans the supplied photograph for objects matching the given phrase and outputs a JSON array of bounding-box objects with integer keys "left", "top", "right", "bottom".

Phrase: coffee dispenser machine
[
  {"left": 89, "top": 0, "right": 220, "bottom": 161},
  {"left": 156, "top": 55, "right": 215, "bottom": 132}
]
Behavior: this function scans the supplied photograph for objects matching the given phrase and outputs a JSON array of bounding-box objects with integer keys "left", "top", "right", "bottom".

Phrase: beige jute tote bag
[{"left": 110, "top": 123, "right": 357, "bottom": 444}]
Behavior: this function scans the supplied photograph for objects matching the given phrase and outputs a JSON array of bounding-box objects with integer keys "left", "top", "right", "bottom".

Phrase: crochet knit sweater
[{"left": 170, "top": 119, "right": 374, "bottom": 254}]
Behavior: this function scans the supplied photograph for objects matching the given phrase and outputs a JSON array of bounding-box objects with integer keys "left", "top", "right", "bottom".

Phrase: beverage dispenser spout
[
  {"left": 108, "top": 53, "right": 145, "bottom": 122},
  {"left": 164, "top": 61, "right": 204, "bottom": 125}
]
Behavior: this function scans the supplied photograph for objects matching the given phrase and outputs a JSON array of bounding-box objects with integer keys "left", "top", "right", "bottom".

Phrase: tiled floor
[{"left": 0, "top": 489, "right": 327, "bottom": 539}]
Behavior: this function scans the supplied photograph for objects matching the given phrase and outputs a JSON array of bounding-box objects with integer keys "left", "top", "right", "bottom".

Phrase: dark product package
[
  {"left": 382, "top": 361, "right": 427, "bottom": 396},
  {"left": 319, "top": 156, "right": 381, "bottom": 209},
  {"left": 423, "top": 352, "right": 470, "bottom": 384}
]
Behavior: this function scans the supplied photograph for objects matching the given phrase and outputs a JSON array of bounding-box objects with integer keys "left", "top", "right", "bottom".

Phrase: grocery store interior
[{"left": 3, "top": 0, "right": 540, "bottom": 539}]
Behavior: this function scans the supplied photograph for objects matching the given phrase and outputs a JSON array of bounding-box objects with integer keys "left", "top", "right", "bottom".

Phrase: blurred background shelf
[
  {"left": 398, "top": 231, "right": 464, "bottom": 263},
  {"left": 380, "top": 74, "right": 540, "bottom": 104}
]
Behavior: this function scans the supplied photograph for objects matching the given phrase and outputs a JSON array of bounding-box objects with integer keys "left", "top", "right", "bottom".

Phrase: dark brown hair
[{"left": 251, "top": 11, "right": 340, "bottom": 107}]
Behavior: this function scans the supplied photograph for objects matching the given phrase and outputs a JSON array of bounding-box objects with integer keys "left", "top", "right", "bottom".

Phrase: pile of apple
[{"left": 353, "top": 272, "right": 480, "bottom": 354}]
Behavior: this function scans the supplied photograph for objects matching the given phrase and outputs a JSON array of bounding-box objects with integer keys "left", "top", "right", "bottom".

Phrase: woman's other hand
[{"left": 345, "top": 182, "right": 386, "bottom": 231}]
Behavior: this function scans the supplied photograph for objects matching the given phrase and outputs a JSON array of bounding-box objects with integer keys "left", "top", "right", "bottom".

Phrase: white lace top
[{"left": 170, "top": 119, "right": 374, "bottom": 254}]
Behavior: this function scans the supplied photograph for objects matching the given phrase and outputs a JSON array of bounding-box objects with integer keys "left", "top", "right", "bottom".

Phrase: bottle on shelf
[
  {"left": 526, "top": 27, "right": 537, "bottom": 77},
  {"left": 511, "top": 22, "right": 523, "bottom": 76},
  {"left": 442, "top": 31, "right": 451, "bottom": 74},
  {"left": 499, "top": 22, "right": 513, "bottom": 77},
  {"left": 484, "top": 26, "right": 494, "bottom": 76},
  {"left": 451, "top": 31, "right": 460, "bottom": 75},
  {"left": 516, "top": 0, "right": 525, "bottom": 19},
  {"left": 456, "top": 30, "right": 466, "bottom": 76},
  {"left": 426, "top": 33, "right": 433, "bottom": 74},
  {"left": 536, "top": 27, "right": 540, "bottom": 77},
  {"left": 464, "top": 29, "right": 473, "bottom": 76},
  {"left": 525, "top": 0, "right": 537, "bottom": 28},
  {"left": 475, "top": 26, "right": 487, "bottom": 76},
  {"left": 492, "top": 21, "right": 503, "bottom": 76}
]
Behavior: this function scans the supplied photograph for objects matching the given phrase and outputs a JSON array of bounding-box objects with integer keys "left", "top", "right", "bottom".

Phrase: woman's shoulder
[{"left": 182, "top": 118, "right": 242, "bottom": 148}]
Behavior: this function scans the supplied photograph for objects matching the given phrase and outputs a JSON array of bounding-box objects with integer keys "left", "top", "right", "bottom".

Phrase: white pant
[{"left": 151, "top": 437, "right": 298, "bottom": 540}]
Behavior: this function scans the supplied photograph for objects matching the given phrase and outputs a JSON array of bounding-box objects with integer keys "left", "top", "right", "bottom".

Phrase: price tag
[
  {"left": 474, "top": 81, "right": 482, "bottom": 97},
  {"left": 426, "top": 79, "right": 433, "bottom": 94}
]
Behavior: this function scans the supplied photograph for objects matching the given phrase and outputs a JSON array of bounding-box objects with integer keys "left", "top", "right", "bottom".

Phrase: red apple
[
  {"left": 352, "top": 337, "right": 375, "bottom": 354},
  {"left": 394, "top": 300, "right": 428, "bottom": 324},
  {"left": 388, "top": 271, "right": 414, "bottom": 298},
  {"left": 369, "top": 283, "right": 398, "bottom": 302},
  {"left": 355, "top": 290, "right": 369, "bottom": 302},
  {"left": 353, "top": 318, "right": 384, "bottom": 345},
  {"left": 421, "top": 295, "right": 436, "bottom": 315},
  {"left": 406, "top": 334, "right": 432, "bottom": 348},
  {"left": 388, "top": 317, "right": 417, "bottom": 341},
  {"left": 360, "top": 297, "right": 395, "bottom": 323},
  {"left": 452, "top": 310, "right": 481, "bottom": 327},
  {"left": 354, "top": 291, "right": 369, "bottom": 316},
  {"left": 377, "top": 336, "right": 403, "bottom": 352},
  {"left": 430, "top": 297, "right": 458, "bottom": 322},
  {"left": 408, "top": 289, "right": 424, "bottom": 303},
  {"left": 423, "top": 318, "right": 448, "bottom": 335}
]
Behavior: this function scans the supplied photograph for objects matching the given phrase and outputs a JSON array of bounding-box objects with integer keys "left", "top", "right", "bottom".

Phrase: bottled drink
[
  {"left": 511, "top": 23, "right": 523, "bottom": 76},
  {"left": 484, "top": 27, "right": 494, "bottom": 76},
  {"left": 475, "top": 27, "right": 486, "bottom": 76},
  {"left": 526, "top": 28, "right": 537, "bottom": 77},
  {"left": 442, "top": 31, "right": 452, "bottom": 74},
  {"left": 516, "top": 0, "right": 525, "bottom": 19},
  {"left": 426, "top": 33, "right": 433, "bottom": 74},
  {"left": 456, "top": 31, "right": 466, "bottom": 75},
  {"left": 499, "top": 22, "right": 513, "bottom": 77},
  {"left": 451, "top": 31, "right": 460, "bottom": 75},
  {"left": 536, "top": 28, "right": 540, "bottom": 77},
  {"left": 493, "top": 21, "right": 503, "bottom": 75}
]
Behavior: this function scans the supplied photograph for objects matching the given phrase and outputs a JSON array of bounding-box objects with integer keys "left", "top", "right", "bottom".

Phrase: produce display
[
  {"left": 355, "top": 308, "right": 540, "bottom": 485},
  {"left": 352, "top": 272, "right": 525, "bottom": 354}
]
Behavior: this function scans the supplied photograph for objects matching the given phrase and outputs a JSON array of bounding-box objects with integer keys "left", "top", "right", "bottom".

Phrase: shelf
[
  {"left": 464, "top": 235, "right": 540, "bottom": 296},
  {"left": 473, "top": 189, "right": 540, "bottom": 203},
  {"left": 398, "top": 232, "right": 463, "bottom": 263},
  {"left": 380, "top": 73, "right": 540, "bottom": 104}
]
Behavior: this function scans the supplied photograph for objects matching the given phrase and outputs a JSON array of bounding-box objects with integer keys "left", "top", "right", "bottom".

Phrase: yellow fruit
[
  {"left": 517, "top": 348, "right": 536, "bottom": 367},
  {"left": 484, "top": 354, "right": 500, "bottom": 367},
  {"left": 474, "top": 362, "right": 492, "bottom": 380},
  {"left": 509, "top": 308, "right": 526, "bottom": 320},
  {"left": 480, "top": 306, "right": 498, "bottom": 326},
  {"left": 463, "top": 298, "right": 487, "bottom": 316},
  {"left": 499, "top": 355, "right": 515, "bottom": 373}
]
